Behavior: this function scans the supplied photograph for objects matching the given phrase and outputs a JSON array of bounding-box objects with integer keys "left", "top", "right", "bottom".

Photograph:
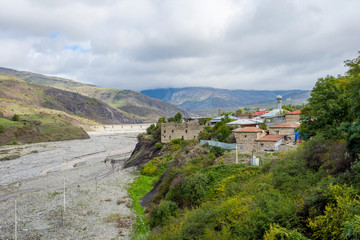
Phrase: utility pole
[
  {"left": 235, "top": 144, "right": 238, "bottom": 164},
  {"left": 63, "top": 177, "right": 66, "bottom": 212}
]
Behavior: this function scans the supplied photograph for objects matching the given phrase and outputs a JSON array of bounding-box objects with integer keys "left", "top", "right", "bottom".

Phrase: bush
[
  {"left": 149, "top": 200, "right": 178, "bottom": 228},
  {"left": 166, "top": 172, "right": 209, "bottom": 208},
  {"left": 155, "top": 142, "right": 163, "bottom": 149},
  {"left": 11, "top": 114, "right": 20, "bottom": 121},
  {"left": 141, "top": 158, "right": 158, "bottom": 176},
  {"left": 7, "top": 141, "right": 18, "bottom": 145},
  {"left": 210, "top": 146, "right": 225, "bottom": 157}
]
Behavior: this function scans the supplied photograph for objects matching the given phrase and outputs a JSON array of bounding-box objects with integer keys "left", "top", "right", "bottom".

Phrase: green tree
[{"left": 11, "top": 114, "right": 20, "bottom": 121}]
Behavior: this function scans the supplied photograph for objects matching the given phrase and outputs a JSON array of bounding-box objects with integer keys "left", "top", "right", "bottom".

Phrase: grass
[{"left": 128, "top": 172, "right": 159, "bottom": 239}]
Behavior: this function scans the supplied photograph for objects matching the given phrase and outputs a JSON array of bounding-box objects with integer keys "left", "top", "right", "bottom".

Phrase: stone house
[
  {"left": 268, "top": 122, "right": 300, "bottom": 141},
  {"left": 161, "top": 122, "right": 206, "bottom": 143},
  {"left": 257, "top": 134, "right": 286, "bottom": 151},
  {"left": 232, "top": 127, "right": 266, "bottom": 152},
  {"left": 285, "top": 109, "right": 301, "bottom": 123}
]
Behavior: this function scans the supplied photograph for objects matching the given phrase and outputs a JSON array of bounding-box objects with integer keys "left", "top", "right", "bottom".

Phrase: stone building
[
  {"left": 268, "top": 122, "right": 300, "bottom": 141},
  {"left": 161, "top": 122, "right": 206, "bottom": 143},
  {"left": 232, "top": 127, "right": 266, "bottom": 152},
  {"left": 285, "top": 109, "right": 301, "bottom": 123},
  {"left": 257, "top": 134, "right": 286, "bottom": 151}
]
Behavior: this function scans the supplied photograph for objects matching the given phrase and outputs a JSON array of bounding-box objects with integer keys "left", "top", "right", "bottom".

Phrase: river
[{"left": 0, "top": 131, "right": 140, "bottom": 239}]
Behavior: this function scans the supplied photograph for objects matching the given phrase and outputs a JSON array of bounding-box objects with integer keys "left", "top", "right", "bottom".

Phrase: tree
[
  {"left": 11, "top": 114, "right": 20, "bottom": 121},
  {"left": 168, "top": 112, "right": 183, "bottom": 123}
]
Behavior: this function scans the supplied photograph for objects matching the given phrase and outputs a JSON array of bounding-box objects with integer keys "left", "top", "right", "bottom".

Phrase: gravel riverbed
[{"left": 0, "top": 131, "right": 141, "bottom": 240}]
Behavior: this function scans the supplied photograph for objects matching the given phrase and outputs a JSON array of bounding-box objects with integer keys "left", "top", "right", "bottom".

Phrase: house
[
  {"left": 226, "top": 118, "right": 263, "bottom": 128},
  {"left": 257, "top": 134, "right": 286, "bottom": 151},
  {"left": 260, "top": 109, "right": 286, "bottom": 126},
  {"left": 233, "top": 113, "right": 250, "bottom": 119},
  {"left": 210, "top": 115, "right": 239, "bottom": 125},
  {"left": 232, "top": 127, "right": 266, "bottom": 152},
  {"left": 268, "top": 122, "right": 300, "bottom": 141},
  {"left": 252, "top": 110, "right": 269, "bottom": 117},
  {"left": 161, "top": 122, "right": 206, "bottom": 143},
  {"left": 285, "top": 109, "right": 301, "bottom": 123}
]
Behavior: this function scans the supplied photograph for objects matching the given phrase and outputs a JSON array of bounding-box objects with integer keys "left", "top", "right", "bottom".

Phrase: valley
[{"left": 0, "top": 130, "right": 142, "bottom": 239}]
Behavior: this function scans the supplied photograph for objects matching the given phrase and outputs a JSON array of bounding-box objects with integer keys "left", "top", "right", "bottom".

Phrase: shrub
[
  {"left": 11, "top": 114, "right": 19, "bottom": 121},
  {"left": 210, "top": 146, "right": 225, "bottom": 157},
  {"left": 7, "top": 141, "right": 18, "bottom": 145},
  {"left": 155, "top": 142, "right": 163, "bottom": 149},
  {"left": 149, "top": 200, "right": 178, "bottom": 228},
  {"left": 141, "top": 158, "right": 158, "bottom": 176}
]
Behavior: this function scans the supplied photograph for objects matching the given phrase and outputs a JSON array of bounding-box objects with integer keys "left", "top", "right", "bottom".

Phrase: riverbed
[{"left": 0, "top": 131, "right": 140, "bottom": 239}]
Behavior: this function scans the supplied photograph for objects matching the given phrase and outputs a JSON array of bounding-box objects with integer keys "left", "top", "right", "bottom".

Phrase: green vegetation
[
  {"left": 198, "top": 116, "right": 235, "bottom": 143},
  {"left": 167, "top": 112, "right": 183, "bottom": 123},
  {"left": 126, "top": 54, "right": 360, "bottom": 240},
  {"left": 11, "top": 114, "right": 20, "bottom": 121}
]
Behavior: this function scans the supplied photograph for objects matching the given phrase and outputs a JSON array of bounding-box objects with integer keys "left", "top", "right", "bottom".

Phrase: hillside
[
  {"left": 0, "top": 67, "right": 190, "bottom": 122},
  {"left": 0, "top": 74, "right": 140, "bottom": 145},
  {"left": 141, "top": 87, "right": 310, "bottom": 111}
]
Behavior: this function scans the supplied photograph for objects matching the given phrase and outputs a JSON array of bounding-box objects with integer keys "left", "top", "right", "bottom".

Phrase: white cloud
[{"left": 0, "top": 0, "right": 359, "bottom": 91}]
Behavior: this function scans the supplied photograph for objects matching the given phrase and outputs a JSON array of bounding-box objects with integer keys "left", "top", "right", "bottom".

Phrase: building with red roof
[{"left": 285, "top": 109, "right": 301, "bottom": 123}]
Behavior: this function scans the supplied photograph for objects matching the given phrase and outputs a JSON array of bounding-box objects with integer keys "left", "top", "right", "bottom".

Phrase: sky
[{"left": 0, "top": 0, "right": 359, "bottom": 91}]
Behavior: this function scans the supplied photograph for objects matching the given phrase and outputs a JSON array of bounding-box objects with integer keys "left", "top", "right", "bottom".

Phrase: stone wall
[
  {"left": 234, "top": 131, "right": 266, "bottom": 152},
  {"left": 269, "top": 128, "right": 296, "bottom": 141},
  {"left": 161, "top": 122, "right": 205, "bottom": 143},
  {"left": 285, "top": 114, "right": 300, "bottom": 123},
  {"left": 257, "top": 139, "right": 283, "bottom": 151}
]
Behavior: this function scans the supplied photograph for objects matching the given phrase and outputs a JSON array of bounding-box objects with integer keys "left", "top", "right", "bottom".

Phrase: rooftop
[
  {"left": 286, "top": 109, "right": 301, "bottom": 115},
  {"left": 269, "top": 122, "right": 300, "bottom": 128},
  {"left": 260, "top": 109, "right": 283, "bottom": 118},
  {"left": 252, "top": 110, "right": 269, "bottom": 116},
  {"left": 232, "top": 127, "right": 263, "bottom": 133},
  {"left": 257, "top": 134, "right": 286, "bottom": 142},
  {"left": 211, "top": 115, "right": 239, "bottom": 123},
  {"left": 227, "top": 118, "right": 263, "bottom": 126}
]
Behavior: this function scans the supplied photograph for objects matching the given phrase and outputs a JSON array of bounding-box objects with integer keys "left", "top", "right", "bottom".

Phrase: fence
[{"left": 200, "top": 140, "right": 236, "bottom": 150}]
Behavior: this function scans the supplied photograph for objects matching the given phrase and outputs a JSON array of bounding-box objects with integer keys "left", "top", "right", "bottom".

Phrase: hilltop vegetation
[
  {"left": 0, "top": 74, "right": 139, "bottom": 145},
  {"left": 127, "top": 54, "right": 360, "bottom": 240},
  {"left": 0, "top": 67, "right": 190, "bottom": 122}
]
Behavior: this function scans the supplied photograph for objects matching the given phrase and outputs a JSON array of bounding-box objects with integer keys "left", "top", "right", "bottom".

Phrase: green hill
[{"left": 0, "top": 67, "right": 190, "bottom": 122}]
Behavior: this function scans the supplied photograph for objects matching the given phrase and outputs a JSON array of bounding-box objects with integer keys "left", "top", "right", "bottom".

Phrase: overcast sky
[{"left": 0, "top": 0, "right": 359, "bottom": 91}]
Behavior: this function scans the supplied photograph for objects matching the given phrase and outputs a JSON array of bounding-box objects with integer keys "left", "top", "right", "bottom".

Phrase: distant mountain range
[
  {"left": 0, "top": 67, "right": 190, "bottom": 122},
  {"left": 141, "top": 87, "right": 310, "bottom": 111}
]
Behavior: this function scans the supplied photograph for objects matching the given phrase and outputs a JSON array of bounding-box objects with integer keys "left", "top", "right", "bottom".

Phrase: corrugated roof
[
  {"left": 260, "top": 109, "right": 283, "bottom": 118},
  {"left": 286, "top": 109, "right": 301, "bottom": 115},
  {"left": 227, "top": 118, "right": 263, "bottom": 125},
  {"left": 211, "top": 115, "right": 239, "bottom": 123},
  {"left": 257, "top": 134, "right": 286, "bottom": 142},
  {"left": 232, "top": 127, "right": 263, "bottom": 133},
  {"left": 269, "top": 122, "right": 300, "bottom": 128}
]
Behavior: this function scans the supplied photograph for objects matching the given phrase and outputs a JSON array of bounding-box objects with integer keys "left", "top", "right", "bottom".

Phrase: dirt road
[{"left": 0, "top": 131, "right": 141, "bottom": 240}]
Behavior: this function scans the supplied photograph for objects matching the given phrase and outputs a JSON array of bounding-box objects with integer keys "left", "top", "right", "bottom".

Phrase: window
[
  {"left": 275, "top": 130, "right": 279, "bottom": 135},
  {"left": 172, "top": 130, "right": 174, "bottom": 133},
  {"left": 244, "top": 135, "right": 247, "bottom": 138},
  {"left": 185, "top": 129, "right": 188, "bottom": 133},
  {"left": 261, "top": 143, "right": 264, "bottom": 147},
  {"left": 164, "top": 130, "right": 166, "bottom": 133},
  {"left": 239, "top": 144, "right": 243, "bottom": 150},
  {"left": 169, "top": 136, "right": 171, "bottom": 140}
]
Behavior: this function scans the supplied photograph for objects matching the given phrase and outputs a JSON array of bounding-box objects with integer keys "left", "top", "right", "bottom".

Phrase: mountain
[
  {"left": 0, "top": 74, "right": 136, "bottom": 124},
  {"left": 141, "top": 87, "right": 310, "bottom": 111},
  {"left": 0, "top": 67, "right": 190, "bottom": 122}
]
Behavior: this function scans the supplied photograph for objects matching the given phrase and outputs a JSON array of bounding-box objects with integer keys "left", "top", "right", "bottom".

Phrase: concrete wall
[
  {"left": 285, "top": 114, "right": 300, "bottom": 123},
  {"left": 161, "top": 122, "right": 205, "bottom": 143},
  {"left": 89, "top": 124, "right": 151, "bottom": 133}
]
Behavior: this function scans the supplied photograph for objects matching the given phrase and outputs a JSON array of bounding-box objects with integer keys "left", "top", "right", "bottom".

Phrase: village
[{"left": 160, "top": 95, "right": 302, "bottom": 156}]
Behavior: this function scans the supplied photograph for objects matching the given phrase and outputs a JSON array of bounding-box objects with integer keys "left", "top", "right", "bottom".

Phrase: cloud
[{"left": 0, "top": 0, "right": 359, "bottom": 91}]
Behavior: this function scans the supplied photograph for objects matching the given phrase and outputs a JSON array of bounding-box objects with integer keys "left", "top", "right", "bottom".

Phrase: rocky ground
[{"left": 0, "top": 131, "right": 141, "bottom": 240}]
